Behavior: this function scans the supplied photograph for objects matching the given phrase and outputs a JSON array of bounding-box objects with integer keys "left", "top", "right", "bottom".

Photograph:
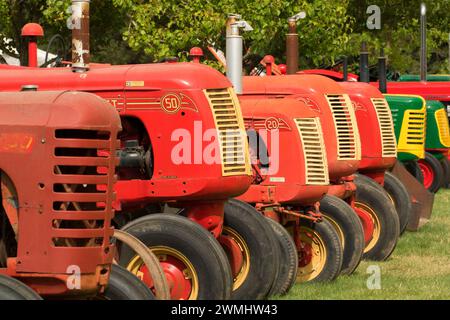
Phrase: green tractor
[{"left": 384, "top": 95, "right": 450, "bottom": 193}]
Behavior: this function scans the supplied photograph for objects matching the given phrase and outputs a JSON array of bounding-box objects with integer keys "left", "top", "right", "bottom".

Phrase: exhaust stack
[
  {"left": 378, "top": 49, "right": 387, "bottom": 93},
  {"left": 225, "top": 15, "right": 253, "bottom": 94},
  {"left": 286, "top": 12, "right": 306, "bottom": 74},
  {"left": 359, "top": 42, "right": 370, "bottom": 83},
  {"left": 342, "top": 56, "right": 348, "bottom": 81},
  {"left": 420, "top": 3, "right": 427, "bottom": 82},
  {"left": 71, "top": 0, "right": 90, "bottom": 72}
]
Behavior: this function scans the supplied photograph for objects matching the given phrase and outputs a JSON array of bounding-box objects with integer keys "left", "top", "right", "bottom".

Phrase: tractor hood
[
  {"left": 0, "top": 62, "right": 232, "bottom": 92},
  {"left": 375, "top": 81, "right": 450, "bottom": 102},
  {"left": 242, "top": 74, "right": 348, "bottom": 97}
]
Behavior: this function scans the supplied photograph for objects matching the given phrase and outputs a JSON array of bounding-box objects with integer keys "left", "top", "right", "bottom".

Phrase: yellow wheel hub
[
  {"left": 324, "top": 215, "right": 345, "bottom": 250},
  {"left": 222, "top": 226, "right": 251, "bottom": 291},
  {"left": 355, "top": 202, "right": 382, "bottom": 254},
  {"left": 297, "top": 226, "right": 327, "bottom": 282},
  {"left": 126, "top": 246, "right": 199, "bottom": 300}
]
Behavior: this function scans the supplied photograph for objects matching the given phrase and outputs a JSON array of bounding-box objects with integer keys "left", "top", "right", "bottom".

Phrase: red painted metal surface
[
  {"left": 241, "top": 75, "right": 360, "bottom": 181},
  {"left": 340, "top": 82, "right": 397, "bottom": 174},
  {"left": 381, "top": 81, "right": 450, "bottom": 103},
  {"left": 237, "top": 98, "right": 329, "bottom": 206},
  {"left": 0, "top": 63, "right": 252, "bottom": 215},
  {"left": 0, "top": 91, "right": 121, "bottom": 296}
]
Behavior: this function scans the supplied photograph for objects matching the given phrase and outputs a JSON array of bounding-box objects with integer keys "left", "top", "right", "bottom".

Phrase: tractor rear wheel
[
  {"left": 383, "top": 172, "right": 412, "bottom": 235},
  {"left": 354, "top": 176, "right": 400, "bottom": 261},
  {"left": 440, "top": 157, "right": 450, "bottom": 188},
  {"left": 222, "top": 200, "right": 279, "bottom": 300},
  {"left": 405, "top": 161, "right": 425, "bottom": 185},
  {"left": 0, "top": 275, "right": 42, "bottom": 300},
  {"left": 418, "top": 152, "right": 444, "bottom": 193},
  {"left": 265, "top": 217, "right": 298, "bottom": 296},
  {"left": 319, "top": 195, "right": 364, "bottom": 275},
  {"left": 102, "top": 264, "right": 155, "bottom": 300},
  {"left": 119, "top": 214, "right": 232, "bottom": 300},
  {"left": 296, "top": 219, "right": 343, "bottom": 282}
]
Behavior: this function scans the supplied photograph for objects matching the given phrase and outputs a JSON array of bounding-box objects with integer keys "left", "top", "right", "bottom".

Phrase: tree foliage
[{"left": 0, "top": 0, "right": 449, "bottom": 74}]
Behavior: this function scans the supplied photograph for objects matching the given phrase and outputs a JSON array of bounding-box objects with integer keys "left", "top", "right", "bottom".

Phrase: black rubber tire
[
  {"left": 319, "top": 195, "right": 365, "bottom": 275},
  {"left": 404, "top": 161, "right": 424, "bottom": 185},
  {"left": 102, "top": 264, "right": 155, "bottom": 300},
  {"left": 439, "top": 156, "right": 450, "bottom": 188},
  {"left": 383, "top": 172, "right": 412, "bottom": 235},
  {"left": 0, "top": 275, "right": 42, "bottom": 300},
  {"left": 223, "top": 199, "right": 279, "bottom": 300},
  {"left": 354, "top": 176, "right": 400, "bottom": 261},
  {"left": 418, "top": 152, "right": 444, "bottom": 193},
  {"left": 265, "top": 217, "right": 298, "bottom": 296},
  {"left": 297, "top": 219, "right": 343, "bottom": 282},
  {"left": 119, "top": 214, "right": 233, "bottom": 300}
]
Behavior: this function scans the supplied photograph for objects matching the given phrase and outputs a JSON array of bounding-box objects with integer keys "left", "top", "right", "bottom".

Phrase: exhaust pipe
[
  {"left": 225, "top": 15, "right": 253, "bottom": 94},
  {"left": 378, "top": 48, "right": 387, "bottom": 93},
  {"left": 359, "top": 42, "right": 370, "bottom": 83},
  {"left": 286, "top": 12, "right": 306, "bottom": 75},
  {"left": 342, "top": 56, "right": 348, "bottom": 81},
  {"left": 71, "top": 0, "right": 90, "bottom": 72},
  {"left": 420, "top": 3, "right": 427, "bottom": 82}
]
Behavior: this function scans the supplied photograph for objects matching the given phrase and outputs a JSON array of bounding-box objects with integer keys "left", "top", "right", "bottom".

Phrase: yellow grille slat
[
  {"left": 435, "top": 109, "right": 450, "bottom": 147},
  {"left": 294, "top": 118, "right": 329, "bottom": 185},
  {"left": 325, "top": 94, "right": 361, "bottom": 161},
  {"left": 204, "top": 88, "right": 251, "bottom": 176},
  {"left": 371, "top": 98, "right": 398, "bottom": 157}
]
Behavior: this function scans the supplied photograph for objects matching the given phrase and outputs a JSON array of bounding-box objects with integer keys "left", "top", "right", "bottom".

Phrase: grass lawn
[{"left": 281, "top": 189, "right": 450, "bottom": 300}]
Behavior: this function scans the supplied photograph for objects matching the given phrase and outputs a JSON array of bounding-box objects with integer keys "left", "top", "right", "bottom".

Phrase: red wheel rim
[
  {"left": 418, "top": 160, "right": 434, "bottom": 189},
  {"left": 126, "top": 247, "right": 199, "bottom": 300},
  {"left": 353, "top": 206, "right": 375, "bottom": 245}
]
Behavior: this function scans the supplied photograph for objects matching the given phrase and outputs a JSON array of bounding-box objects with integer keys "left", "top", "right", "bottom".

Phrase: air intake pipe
[{"left": 225, "top": 15, "right": 253, "bottom": 94}]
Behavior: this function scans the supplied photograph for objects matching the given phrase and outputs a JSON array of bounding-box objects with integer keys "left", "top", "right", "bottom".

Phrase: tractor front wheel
[
  {"left": 265, "top": 217, "right": 298, "bottom": 296},
  {"left": 222, "top": 200, "right": 279, "bottom": 300},
  {"left": 383, "top": 172, "right": 412, "bottom": 235},
  {"left": 0, "top": 275, "right": 42, "bottom": 300},
  {"left": 404, "top": 161, "right": 424, "bottom": 185},
  {"left": 320, "top": 195, "right": 365, "bottom": 275},
  {"left": 418, "top": 152, "right": 444, "bottom": 193},
  {"left": 440, "top": 157, "right": 450, "bottom": 189},
  {"left": 296, "top": 219, "right": 343, "bottom": 282},
  {"left": 119, "top": 214, "right": 232, "bottom": 300},
  {"left": 354, "top": 177, "right": 400, "bottom": 261},
  {"left": 101, "top": 264, "right": 155, "bottom": 300}
]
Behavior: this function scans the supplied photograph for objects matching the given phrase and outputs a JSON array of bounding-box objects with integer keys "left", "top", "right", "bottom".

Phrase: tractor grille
[
  {"left": 294, "top": 118, "right": 329, "bottom": 185},
  {"left": 435, "top": 108, "right": 450, "bottom": 147},
  {"left": 51, "top": 129, "right": 117, "bottom": 248},
  {"left": 371, "top": 98, "right": 397, "bottom": 157},
  {"left": 325, "top": 94, "right": 361, "bottom": 160},
  {"left": 204, "top": 88, "right": 251, "bottom": 176},
  {"left": 401, "top": 110, "right": 426, "bottom": 147}
]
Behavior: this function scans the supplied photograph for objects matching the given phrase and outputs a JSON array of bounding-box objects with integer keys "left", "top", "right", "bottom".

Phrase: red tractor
[
  {"left": 0, "top": 89, "right": 158, "bottom": 299},
  {"left": 0, "top": 2, "right": 284, "bottom": 300}
]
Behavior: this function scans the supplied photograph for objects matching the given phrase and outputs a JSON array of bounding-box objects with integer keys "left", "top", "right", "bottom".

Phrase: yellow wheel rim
[
  {"left": 126, "top": 246, "right": 199, "bottom": 300},
  {"left": 355, "top": 202, "right": 382, "bottom": 253},
  {"left": 222, "top": 226, "right": 251, "bottom": 291},
  {"left": 297, "top": 226, "right": 327, "bottom": 282},
  {"left": 323, "top": 215, "right": 345, "bottom": 250}
]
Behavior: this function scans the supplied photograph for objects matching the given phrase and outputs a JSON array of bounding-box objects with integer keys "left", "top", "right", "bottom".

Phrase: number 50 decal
[{"left": 161, "top": 93, "right": 182, "bottom": 114}]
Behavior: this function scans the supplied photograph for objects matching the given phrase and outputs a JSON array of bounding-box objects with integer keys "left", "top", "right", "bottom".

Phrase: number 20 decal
[{"left": 161, "top": 93, "right": 182, "bottom": 114}]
